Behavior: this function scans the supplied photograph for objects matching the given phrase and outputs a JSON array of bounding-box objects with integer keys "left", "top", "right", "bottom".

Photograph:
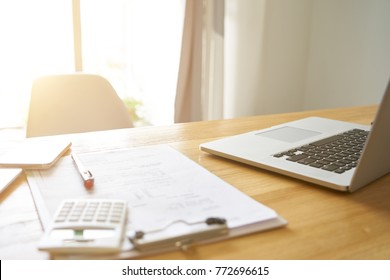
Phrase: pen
[{"left": 71, "top": 152, "right": 94, "bottom": 189}]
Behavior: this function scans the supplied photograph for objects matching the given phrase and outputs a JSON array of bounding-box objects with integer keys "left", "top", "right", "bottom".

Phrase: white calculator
[{"left": 38, "top": 199, "right": 128, "bottom": 254}]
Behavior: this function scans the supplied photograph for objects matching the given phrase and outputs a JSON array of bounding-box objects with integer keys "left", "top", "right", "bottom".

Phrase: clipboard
[
  {"left": 27, "top": 144, "right": 287, "bottom": 259},
  {"left": 129, "top": 217, "right": 229, "bottom": 252}
]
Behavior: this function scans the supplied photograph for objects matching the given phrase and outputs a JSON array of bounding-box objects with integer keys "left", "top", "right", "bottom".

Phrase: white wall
[
  {"left": 304, "top": 0, "right": 390, "bottom": 109},
  {"left": 224, "top": 0, "right": 267, "bottom": 118},
  {"left": 224, "top": 0, "right": 312, "bottom": 117},
  {"left": 256, "top": 0, "right": 312, "bottom": 114},
  {"left": 223, "top": 0, "right": 390, "bottom": 119}
]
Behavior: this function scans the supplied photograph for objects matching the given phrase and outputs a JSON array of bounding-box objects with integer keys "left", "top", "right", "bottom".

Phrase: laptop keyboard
[{"left": 273, "top": 129, "right": 369, "bottom": 174}]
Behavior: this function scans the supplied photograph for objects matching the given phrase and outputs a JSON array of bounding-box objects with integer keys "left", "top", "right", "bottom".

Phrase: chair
[{"left": 26, "top": 74, "right": 133, "bottom": 137}]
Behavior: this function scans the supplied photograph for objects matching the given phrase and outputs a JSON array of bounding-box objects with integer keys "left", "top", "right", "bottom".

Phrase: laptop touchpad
[{"left": 256, "top": 126, "right": 321, "bottom": 143}]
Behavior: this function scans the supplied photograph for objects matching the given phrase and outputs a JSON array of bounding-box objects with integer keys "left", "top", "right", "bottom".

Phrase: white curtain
[
  {"left": 175, "top": 0, "right": 225, "bottom": 122},
  {"left": 175, "top": 0, "right": 309, "bottom": 123},
  {"left": 174, "top": 0, "right": 203, "bottom": 122}
]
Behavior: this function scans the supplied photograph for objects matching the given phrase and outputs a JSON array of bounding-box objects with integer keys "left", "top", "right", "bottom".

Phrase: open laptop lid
[{"left": 349, "top": 78, "right": 390, "bottom": 192}]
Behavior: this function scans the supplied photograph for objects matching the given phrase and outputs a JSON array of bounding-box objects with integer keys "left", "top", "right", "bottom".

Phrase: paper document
[
  {"left": 27, "top": 145, "right": 286, "bottom": 258},
  {"left": 0, "top": 168, "right": 22, "bottom": 194}
]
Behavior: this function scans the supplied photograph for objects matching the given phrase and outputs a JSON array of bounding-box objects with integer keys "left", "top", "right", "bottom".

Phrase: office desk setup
[{"left": 1, "top": 105, "right": 389, "bottom": 260}]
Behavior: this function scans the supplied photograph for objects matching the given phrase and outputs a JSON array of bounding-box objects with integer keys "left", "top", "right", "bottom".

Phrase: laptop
[{"left": 200, "top": 79, "right": 390, "bottom": 192}]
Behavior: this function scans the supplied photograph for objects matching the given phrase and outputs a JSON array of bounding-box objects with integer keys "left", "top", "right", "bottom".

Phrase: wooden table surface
[{"left": 1, "top": 105, "right": 389, "bottom": 260}]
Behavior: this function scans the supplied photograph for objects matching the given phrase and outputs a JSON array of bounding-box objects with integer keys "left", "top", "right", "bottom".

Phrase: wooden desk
[{"left": 1, "top": 105, "right": 389, "bottom": 260}]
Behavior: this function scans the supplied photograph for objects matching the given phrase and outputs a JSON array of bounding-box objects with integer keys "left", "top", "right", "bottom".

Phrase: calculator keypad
[{"left": 54, "top": 199, "right": 127, "bottom": 226}]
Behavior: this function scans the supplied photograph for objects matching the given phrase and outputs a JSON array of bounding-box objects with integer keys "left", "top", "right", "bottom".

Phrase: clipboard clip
[{"left": 128, "top": 217, "right": 228, "bottom": 252}]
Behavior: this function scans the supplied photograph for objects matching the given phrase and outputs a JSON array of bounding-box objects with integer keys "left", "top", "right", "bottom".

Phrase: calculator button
[
  {"left": 55, "top": 215, "right": 67, "bottom": 222},
  {"left": 110, "top": 216, "right": 121, "bottom": 223},
  {"left": 82, "top": 215, "right": 94, "bottom": 222},
  {"left": 53, "top": 199, "right": 127, "bottom": 227}
]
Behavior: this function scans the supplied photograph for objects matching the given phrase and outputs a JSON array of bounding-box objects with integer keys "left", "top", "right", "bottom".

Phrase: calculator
[{"left": 38, "top": 199, "right": 128, "bottom": 254}]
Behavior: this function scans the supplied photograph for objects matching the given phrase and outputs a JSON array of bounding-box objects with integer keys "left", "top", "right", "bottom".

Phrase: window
[
  {"left": 0, "top": 0, "right": 74, "bottom": 128},
  {"left": 0, "top": 0, "right": 184, "bottom": 129},
  {"left": 81, "top": 0, "right": 184, "bottom": 126}
]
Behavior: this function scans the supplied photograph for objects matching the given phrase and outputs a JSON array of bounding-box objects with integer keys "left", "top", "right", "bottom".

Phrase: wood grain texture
[{"left": 2, "top": 105, "right": 389, "bottom": 260}]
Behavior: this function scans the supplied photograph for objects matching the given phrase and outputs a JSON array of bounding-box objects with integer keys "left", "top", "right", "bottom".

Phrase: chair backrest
[{"left": 26, "top": 74, "right": 133, "bottom": 137}]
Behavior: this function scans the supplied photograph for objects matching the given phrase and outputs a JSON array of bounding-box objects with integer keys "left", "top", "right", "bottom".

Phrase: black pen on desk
[{"left": 71, "top": 152, "right": 94, "bottom": 189}]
